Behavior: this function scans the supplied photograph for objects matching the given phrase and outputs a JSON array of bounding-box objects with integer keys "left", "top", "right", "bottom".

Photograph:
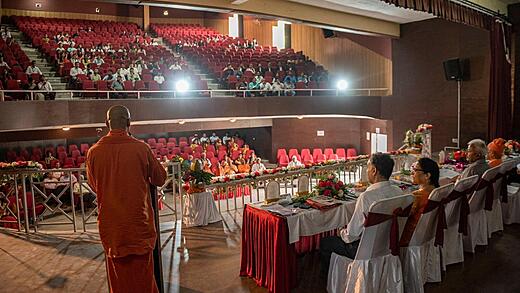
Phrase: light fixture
[
  {"left": 35, "top": 3, "right": 42, "bottom": 8},
  {"left": 163, "top": 10, "right": 169, "bottom": 16},
  {"left": 178, "top": 120, "right": 186, "bottom": 125},
  {"left": 297, "top": 115, "right": 304, "bottom": 119},
  {"left": 230, "top": 118, "right": 237, "bottom": 123},
  {"left": 336, "top": 79, "right": 349, "bottom": 91},
  {"left": 62, "top": 127, "right": 70, "bottom": 131},
  {"left": 175, "top": 79, "right": 189, "bottom": 92},
  {"left": 95, "top": 8, "right": 100, "bottom": 13}
]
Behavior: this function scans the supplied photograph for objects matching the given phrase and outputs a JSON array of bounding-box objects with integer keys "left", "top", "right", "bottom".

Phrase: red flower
[
  {"left": 337, "top": 181, "right": 344, "bottom": 187},
  {"left": 182, "top": 184, "right": 190, "bottom": 191},
  {"left": 224, "top": 177, "right": 230, "bottom": 182},
  {"left": 334, "top": 183, "right": 341, "bottom": 190},
  {"left": 319, "top": 181, "right": 326, "bottom": 188},
  {"left": 254, "top": 171, "right": 261, "bottom": 176},
  {"left": 323, "top": 189, "right": 332, "bottom": 197},
  {"left": 326, "top": 181, "right": 333, "bottom": 187}
]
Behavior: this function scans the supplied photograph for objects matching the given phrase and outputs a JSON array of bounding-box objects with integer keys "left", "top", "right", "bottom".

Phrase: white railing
[
  {"left": 0, "top": 162, "right": 182, "bottom": 233},
  {"left": 0, "top": 87, "right": 389, "bottom": 101}
]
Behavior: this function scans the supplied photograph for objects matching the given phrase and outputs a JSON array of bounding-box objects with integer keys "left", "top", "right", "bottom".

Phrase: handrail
[{"left": 0, "top": 87, "right": 389, "bottom": 101}]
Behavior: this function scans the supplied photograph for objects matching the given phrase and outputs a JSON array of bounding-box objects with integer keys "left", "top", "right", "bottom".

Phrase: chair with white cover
[
  {"left": 327, "top": 194, "right": 414, "bottom": 293},
  {"left": 485, "top": 164, "right": 504, "bottom": 238},
  {"left": 297, "top": 175, "right": 310, "bottom": 193},
  {"left": 463, "top": 167, "right": 499, "bottom": 252},
  {"left": 265, "top": 181, "right": 280, "bottom": 199},
  {"left": 441, "top": 175, "right": 479, "bottom": 268},
  {"left": 502, "top": 158, "right": 520, "bottom": 224},
  {"left": 400, "top": 184, "right": 454, "bottom": 293}
]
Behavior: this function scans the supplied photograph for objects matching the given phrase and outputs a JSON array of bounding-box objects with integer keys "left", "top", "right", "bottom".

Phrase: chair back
[
  {"left": 356, "top": 194, "right": 414, "bottom": 260},
  {"left": 408, "top": 184, "right": 454, "bottom": 246},
  {"left": 297, "top": 175, "right": 309, "bottom": 193},
  {"left": 469, "top": 166, "right": 498, "bottom": 213},
  {"left": 445, "top": 175, "right": 478, "bottom": 227},
  {"left": 500, "top": 159, "right": 517, "bottom": 175},
  {"left": 265, "top": 181, "right": 280, "bottom": 199}
]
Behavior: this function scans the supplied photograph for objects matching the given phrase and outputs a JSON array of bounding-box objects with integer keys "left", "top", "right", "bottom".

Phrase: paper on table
[
  {"left": 263, "top": 204, "right": 294, "bottom": 216},
  {"left": 507, "top": 185, "right": 520, "bottom": 195},
  {"left": 440, "top": 168, "right": 460, "bottom": 179}
]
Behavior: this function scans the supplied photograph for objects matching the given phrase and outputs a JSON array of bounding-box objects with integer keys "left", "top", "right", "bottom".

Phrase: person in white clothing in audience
[
  {"left": 26, "top": 61, "right": 43, "bottom": 75},
  {"left": 127, "top": 68, "right": 140, "bottom": 81},
  {"left": 0, "top": 56, "right": 10, "bottom": 70},
  {"left": 93, "top": 56, "right": 104, "bottom": 66},
  {"left": 169, "top": 61, "right": 182, "bottom": 71},
  {"left": 37, "top": 76, "right": 53, "bottom": 100},
  {"left": 103, "top": 69, "right": 116, "bottom": 81},
  {"left": 251, "top": 157, "right": 266, "bottom": 173},
  {"left": 320, "top": 153, "right": 403, "bottom": 273},
  {"left": 209, "top": 132, "right": 219, "bottom": 144},
  {"left": 154, "top": 72, "right": 165, "bottom": 85},
  {"left": 287, "top": 155, "right": 304, "bottom": 168},
  {"left": 69, "top": 62, "right": 84, "bottom": 88}
]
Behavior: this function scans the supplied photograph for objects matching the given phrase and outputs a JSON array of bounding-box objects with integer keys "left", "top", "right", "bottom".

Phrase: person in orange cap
[
  {"left": 487, "top": 138, "right": 506, "bottom": 167},
  {"left": 86, "top": 105, "right": 166, "bottom": 293}
]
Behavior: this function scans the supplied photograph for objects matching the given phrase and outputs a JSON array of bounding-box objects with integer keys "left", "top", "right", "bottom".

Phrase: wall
[
  {"left": 1, "top": 0, "right": 143, "bottom": 24},
  {"left": 384, "top": 18, "right": 490, "bottom": 151},
  {"left": 149, "top": 6, "right": 204, "bottom": 25},
  {"left": 291, "top": 23, "right": 392, "bottom": 94},
  {"left": 203, "top": 12, "right": 229, "bottom": 35},
  {"left": 243, "top": 16, "right": 275, "bottom": 46}
]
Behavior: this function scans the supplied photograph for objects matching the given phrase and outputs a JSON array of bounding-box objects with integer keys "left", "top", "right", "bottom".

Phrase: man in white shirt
[
  {"left": 287, "top": 156, "right": 304, "bottom": 168},
  {"left": 26, "top": 61, "right": 43, "bottom": 75},
  {"left": 69, "top": 62, "right": 84, "bottom": 88},
  {"left": 251, "top": 158, "right": 266, "bottom": 173},
  {"left": 154, "top": 72, "right": 165, "bottom": 85},
  {"left": 319, "top": 153, "right": 403, "bottom": 273},
  {"left": 209, "top": 132, "right": 219, "bottom": 144}
]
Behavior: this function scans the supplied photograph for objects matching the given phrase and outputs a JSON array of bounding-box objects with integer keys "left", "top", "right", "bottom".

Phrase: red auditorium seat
[
  {"left": 77, "top": 156, "right": 86, "bottom": 166},
  {"left": 31, "top": 154, "right": 41, "bottom": 162},
  {"left": 57, "top": 145, "right": 66, "bottom": 153},
  {"left": 168, "top": 137, "right": 177, "bottom": 144},
  {"left": 288, "top": 148, "right": 299, "bottom": 159},
  {"left": 179, "top": 137, "right": 188, "bottom": 143},
  {"left": 324, "top": 148, "right": 334, "bottom": 157},
  {"left": 96, "top": 80, "right": 109, "bottom": 91},
  {"left": 181, "top": 153, "right": 189, "bottom": 160},
  {"left": 157, "top": 138, "right": 167, "bottom": 145},
  {"left": 68, "top": 145, "right": 78, "bottom": 155},
  {"left": 277, "top": 149, "right": 288, "bottom": 160},
  {"left": 45, "top": 146, "right": 56, "bottom": 156},
  {"left": 301, "top": 148, "right": 311, "bottom": 158},
  {"left": 218, "top": 151, "right": 227, "bottom": 161},
  {"left": 134, "top": 80, "right": 146, "bottom": 91},
  {"left": 147, "top": 138, "right": 157, "bottom": 146},
  {"left": 123, "top": 80, "right": 134, "bottom": 90},
  {"left": 57, "top": 152, "right": 67, "bottom": 164},
  {"left": 171, "top": 147, "right": 181, "bottom": 155},
  {"left": 71, "top": 149, "right": 81, "bottom": 159},
  {"left": 312, "top": 149, "right": 323, "bottom": 161},
  {"left": 63, "top": 157, "right": 75, "bottom": 168},
  {"left": 206, "top": 151, "right": 215, "bottom": 159},
  {"left": 184, "top": 148, "right": 193, "bottom": 155},
  {"left": 347, "top": 148, "right": 357, "bottom": 158},
  {"left": 159, "top": 148, "right": 169, "bottom": 156},
  {"left": 336, "top": 148, "right": 346, "bottom": 160},
  {"left": 315, "top": 153, "right": 326, "bottom": 163},
  {"left": 206, "top": 145, "right": 215, "bottom": 153},
  {"left": 327, "top": 154, "right": 338, "bottom": 161},
  {"left": 6, "top": 150, "right": 17, "bottom": 162},
  {"left": 245, "top": 150, "right": 255, "bottom": 159},
  {"left": 278, "top": 154, "right": 290, "bottom": 167},
  {"left": 166, "top": 142, "right": 176, "bottom": 149},
  {"left": 82, "top": 79, "right": 96, "bottom": 90},
  {"left": 20, "top": 148, "right": 30, "bottom": 160},
  {"left": 193, "top": 152, "right": 201, "bottom": 159},
  {"left": 147, "top": 80, "right": 160, "bottom": 91}
]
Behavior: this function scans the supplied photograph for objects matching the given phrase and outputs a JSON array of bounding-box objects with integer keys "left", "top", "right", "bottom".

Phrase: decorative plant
[{"left": 313, "top": 173, "right": 350, "bottom": 200}]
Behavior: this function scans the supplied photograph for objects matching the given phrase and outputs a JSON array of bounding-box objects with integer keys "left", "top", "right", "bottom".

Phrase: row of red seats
[{"left": 276, "top": 148, "right": 357, "bottom": 166}]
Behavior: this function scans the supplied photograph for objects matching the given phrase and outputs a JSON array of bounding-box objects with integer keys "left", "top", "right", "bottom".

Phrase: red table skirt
[{"left": 240, "top": 205, "right": 338, "bottom": 293}]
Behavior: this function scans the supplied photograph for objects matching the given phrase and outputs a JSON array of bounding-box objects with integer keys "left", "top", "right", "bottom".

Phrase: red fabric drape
[
  {"left": 364, "top": 205, "right": 411, "bottom": 256},
  {"left": 240, "top": 205, "right": 297, "bottom": 293},
  {"left": 488, "top": 21, "right": 513, "bottom": 139}
]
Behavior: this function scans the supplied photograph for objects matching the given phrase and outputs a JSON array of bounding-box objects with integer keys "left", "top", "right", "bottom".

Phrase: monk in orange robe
[
  {"left": 400, "top": 158, "right": 439, "bottom": 247},
  {"left": 488, "top": 138, "right": 506, "bottom": 168},
  {"left": 86, "top": 105, "right": 167, "bottom": 293}
]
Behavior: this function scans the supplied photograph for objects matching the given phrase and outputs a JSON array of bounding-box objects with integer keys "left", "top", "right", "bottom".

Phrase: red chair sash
[
  {"left": 364, "top": 205, "right": 412, "bottom": 256},
  {"left": 475, "top": 174, "right": 500, "bottom": 211}
]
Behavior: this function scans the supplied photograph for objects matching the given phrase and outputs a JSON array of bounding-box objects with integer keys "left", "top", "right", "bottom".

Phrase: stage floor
[{"left": 1, "top": 211, "right": 520, "bottom": 292}]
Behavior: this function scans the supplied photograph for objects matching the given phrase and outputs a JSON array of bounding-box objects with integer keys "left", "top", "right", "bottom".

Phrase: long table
[{"left": 239, "top": 199, "right": 356, "bottom": 293}]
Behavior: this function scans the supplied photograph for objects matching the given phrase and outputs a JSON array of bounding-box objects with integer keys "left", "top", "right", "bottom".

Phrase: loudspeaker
[
  {"left": 322, "top": 29, "right": 335, "bottom": 39},
  {"left": 443, "top": 58, "right": 465, "bottom": 81}
]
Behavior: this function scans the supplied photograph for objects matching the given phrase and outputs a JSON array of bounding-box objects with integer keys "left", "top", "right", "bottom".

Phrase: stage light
[
  {"left": 230, "top": 118, "right": 237, "bottom": 123},
  {"left": 175, "top": 79, "right": 189, "bottom": 92},
  {"left": 178, "top": 120, "right": 186, "bottom": 125},
  {"left": 62, "top": 127, "right": 70, "bottom": 131},
  {"left": 297, "top": 115, "right": 304, "bottom": 119},
  {"left": 336, "top": 79, "right": 349, "bottom": 91},
  {"left": 163, "top": 10, "right": 169, "bottom": 16}
]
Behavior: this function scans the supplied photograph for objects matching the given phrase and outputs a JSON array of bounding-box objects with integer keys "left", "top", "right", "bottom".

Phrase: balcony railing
[{"left": 0, "top": 87, "right": 389, "bottom": 101}]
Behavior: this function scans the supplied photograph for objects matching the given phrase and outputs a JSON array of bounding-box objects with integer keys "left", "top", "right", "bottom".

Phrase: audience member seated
[
  {"left": 287, "top": 155, "right": 304, "bottom": 168},
  {"left": 320, "top": 153, "right": 402, "bottom": 273},
  {"left": 25, "top": 60, "right": 42, "bottom": 75},
  {"left": 235, "top": 153, "right": 250, "bottom": 173},
  {"left": 460, "top": 139, "right": 489, "bottom": 179},
  {"left": 399, "top": 157, "right": 440, "bottom": 247},
  {"left": 487, "top": 138, "right": 506, "bottom": 168},
  {"left": 251, "top": 158, "right": 266, "bottom": 173}
]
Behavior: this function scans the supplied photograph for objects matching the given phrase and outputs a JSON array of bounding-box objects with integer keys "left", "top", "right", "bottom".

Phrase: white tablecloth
[{"left": 183, "top": 191, "right": 221, "bottom": 227}]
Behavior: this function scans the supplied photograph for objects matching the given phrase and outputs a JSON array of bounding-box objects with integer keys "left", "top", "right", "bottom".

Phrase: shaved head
[{"left": 106, "top": 105, "right": 131, "bottom": 130}]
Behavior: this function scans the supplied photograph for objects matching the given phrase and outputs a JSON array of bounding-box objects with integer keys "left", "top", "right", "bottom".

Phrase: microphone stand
[{"left": 150, "top": 184, "right": 164, "bottom": 293}]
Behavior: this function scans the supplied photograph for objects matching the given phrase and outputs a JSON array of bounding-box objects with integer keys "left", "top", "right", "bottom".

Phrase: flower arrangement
[
  {"left": 182, "top": 160, "right": 213, "bottom": 194},
  {"left": 416, "top": 124, "right": 433, "bottom": 133},
  {"left": 505, "top": 140, "right": 520, "bottom": 155},
  {"left": 0, "top": 161, "right": 44, "bottom": 171},
  {"left": 313, "top": 173, "right": 350, "bottom": 200},
  {"left": 402, "top": 130, "right": 423, "bottom": 150}
]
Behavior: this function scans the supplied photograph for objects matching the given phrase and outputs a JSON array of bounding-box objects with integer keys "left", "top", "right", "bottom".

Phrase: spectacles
[{"left": 412, "top": 167, "right": 424, "bottom": 173}]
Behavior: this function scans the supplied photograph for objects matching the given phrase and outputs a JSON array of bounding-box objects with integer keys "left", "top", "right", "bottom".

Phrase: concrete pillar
[{"left": 143, "top": 5, "right": 150, "bottom": 31}]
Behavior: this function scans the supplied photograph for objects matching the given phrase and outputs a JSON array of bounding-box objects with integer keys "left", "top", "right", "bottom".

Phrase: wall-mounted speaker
[
  {"left": 443, "top": 58, "right": 469, "bottom": 81},
  {"left": 322, "top": 29, "right": 335, "bottom": 39}
]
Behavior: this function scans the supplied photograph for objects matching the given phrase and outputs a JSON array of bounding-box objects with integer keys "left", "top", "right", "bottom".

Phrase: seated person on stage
[
  {"left": 287, "top": 155, "right": 304, "bottom": 168},
  {"left": 235, "top": 153, "right": 250, "bottom": 173},
  {"left": 460, "top": 139, "right": 489, "bottom": 179},
  {"left": 251, "top": 157, "right": 266, "bottom": 173},
  {"left": 487, "top": 138, "right": 506, "bottom": 168},
  {"left": 320, "top": 153, "right": 403, "bottom": 272},
  {"left": 399, "top": 157, "right": 440, "bottom": 247}
]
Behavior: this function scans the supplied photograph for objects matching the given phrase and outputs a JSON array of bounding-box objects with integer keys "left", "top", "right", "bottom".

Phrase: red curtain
[{"left": 488, "top": 21, "right": 512, "bottom": 139}]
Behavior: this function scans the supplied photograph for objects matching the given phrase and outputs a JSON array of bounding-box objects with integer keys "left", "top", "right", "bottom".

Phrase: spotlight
[
  {"left": 62, "top": 127, "right": 70, "bottom": 131},
  {"left": 178, "top": 120, "right": 186, "bottom": 125},
  {"left": 297, "top": 115, "right": 304, "bottom": 119},
  {"left": 336, "top": 79, "right": 349, "bottom": 91},
  {"left": 230, "top": 118, "right": 237, "bottom": 123},
  {"left": 175, "top": 79, "right": 189, "bottom": 92}
]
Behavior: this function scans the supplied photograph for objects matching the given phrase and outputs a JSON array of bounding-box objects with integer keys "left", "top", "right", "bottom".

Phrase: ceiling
[{"left": 289, "top": 0, "right": 436, "bottom": 24}]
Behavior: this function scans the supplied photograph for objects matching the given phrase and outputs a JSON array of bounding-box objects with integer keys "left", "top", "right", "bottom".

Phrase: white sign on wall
[{"left": 317, "top": 130, "right": 325, "bottom": 137}]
